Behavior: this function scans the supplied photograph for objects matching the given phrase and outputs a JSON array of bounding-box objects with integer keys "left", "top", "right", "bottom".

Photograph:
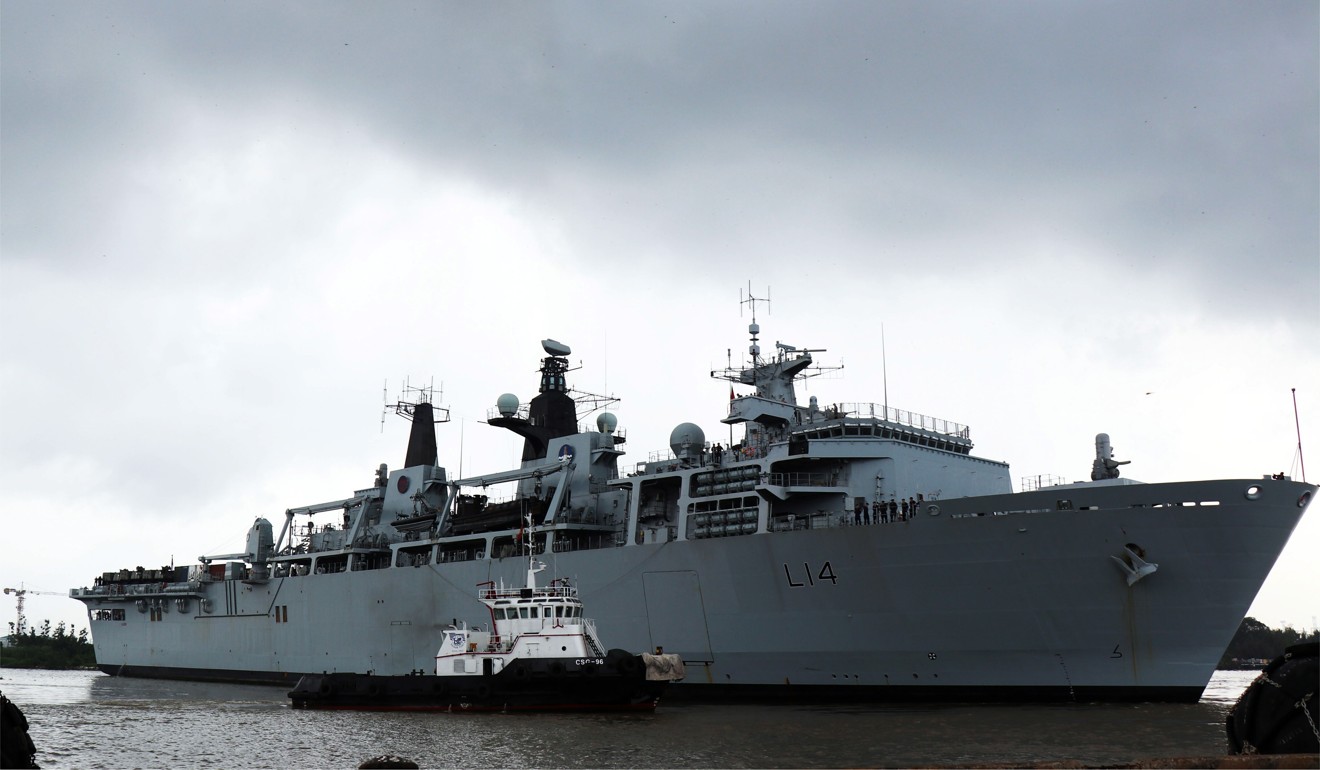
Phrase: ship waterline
[{"left": 72, "top": 320, "right": 1314, "bottom": 702}]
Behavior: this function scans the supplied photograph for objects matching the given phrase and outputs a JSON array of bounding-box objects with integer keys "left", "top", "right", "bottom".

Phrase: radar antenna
[
  {"left": 569, "top": 387, "right": 621, "bottom": 421},
  {"left": 381, "top": 378, "right": 452, "bottom": 429},
  {"left": 740, "top": 283, "right": 770, "bottom": 319},
  {"left": 712, "top": 285, "right": 842, "bottom": 392},
  {"left": 740, "top": 283, "right": 770, "bottom": 366}
]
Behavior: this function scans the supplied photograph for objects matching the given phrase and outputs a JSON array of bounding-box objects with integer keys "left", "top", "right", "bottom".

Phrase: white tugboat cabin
[{"left": 436, "top": 560, "right": 605, "bottom": 676}]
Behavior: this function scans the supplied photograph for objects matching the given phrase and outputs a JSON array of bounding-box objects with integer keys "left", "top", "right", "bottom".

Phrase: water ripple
[{"left": 1, "top": 669, "right": 1257, "bottom": 768}]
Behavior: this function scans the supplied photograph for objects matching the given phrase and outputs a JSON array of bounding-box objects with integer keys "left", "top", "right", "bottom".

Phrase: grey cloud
[{"left": 3, "top": 1, "right": 1315, "bottom": 324}]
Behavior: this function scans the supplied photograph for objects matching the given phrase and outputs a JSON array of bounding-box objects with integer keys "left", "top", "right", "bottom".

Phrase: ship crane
[{"left": 4, "top": 585, "right": 64, "bottom": 637}]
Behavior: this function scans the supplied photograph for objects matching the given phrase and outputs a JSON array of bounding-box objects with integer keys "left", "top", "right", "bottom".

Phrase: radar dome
[
  {"left": 597, "top": 412, "right": 618, "bottom": 434},
  {"left": 496, "top": 393, "right": 520, "bottom": 418},
  {"left": 669, "top": 422, "right": 706, "bottom": 457}
]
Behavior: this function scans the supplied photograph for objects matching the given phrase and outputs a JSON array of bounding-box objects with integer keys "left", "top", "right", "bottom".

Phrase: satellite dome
[
  {"left": 669, "top": 422, "right": 706, "bottom": 457},
  {"left": 496, "top": 393, "right": 520, "bottom": 418},
  {"left": 597, "top": 412, "right": 618, "bottom": 434}
]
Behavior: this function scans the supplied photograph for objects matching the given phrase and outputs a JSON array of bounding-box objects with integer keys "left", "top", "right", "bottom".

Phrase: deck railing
[{"left": 833, "top": 403, "right": 969, "bottom": 438}]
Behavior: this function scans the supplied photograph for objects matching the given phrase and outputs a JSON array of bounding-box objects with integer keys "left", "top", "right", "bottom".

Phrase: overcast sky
[{"left": 2, "top": 1, "right": 1317, "bottom": 639}]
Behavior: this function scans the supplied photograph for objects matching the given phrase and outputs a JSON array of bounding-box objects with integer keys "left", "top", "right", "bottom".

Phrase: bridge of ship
[{"left": 619, "top": 400, "right": 978, "bottom": 541}]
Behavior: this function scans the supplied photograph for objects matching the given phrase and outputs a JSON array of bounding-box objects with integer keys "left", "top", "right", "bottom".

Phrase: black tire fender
[{"left": 1227, "top": 641, "right": 1319, "bottom": 755}]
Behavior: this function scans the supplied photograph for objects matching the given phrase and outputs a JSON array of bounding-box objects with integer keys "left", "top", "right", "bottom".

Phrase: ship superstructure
[{"left": 72, "top": 318, "right": 1314, "bottom": 702}]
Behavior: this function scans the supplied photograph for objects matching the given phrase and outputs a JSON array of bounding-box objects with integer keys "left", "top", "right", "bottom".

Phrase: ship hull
[{"left": 78, "top": 478, "right": 1312, "bottom": 702}]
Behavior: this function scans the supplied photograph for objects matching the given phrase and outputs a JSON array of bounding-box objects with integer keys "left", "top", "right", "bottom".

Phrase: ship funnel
[
  {"left": 525, "top": 558, "right": 546, "bottom": 590},
  {"left": 404, "top": 402, "right": 439, "bottom": 468}
]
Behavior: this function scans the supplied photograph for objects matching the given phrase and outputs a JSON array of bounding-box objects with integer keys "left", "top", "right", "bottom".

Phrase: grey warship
[{"left": 72, "top": 305, "right": 1315, "bottom": 702}]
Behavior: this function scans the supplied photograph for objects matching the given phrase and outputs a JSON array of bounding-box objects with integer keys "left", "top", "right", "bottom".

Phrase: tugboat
[{"left": 288, "top": 552, "right": 685, "bottom": 711}]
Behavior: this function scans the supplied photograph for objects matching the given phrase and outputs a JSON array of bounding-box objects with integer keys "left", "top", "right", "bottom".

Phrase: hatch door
[{"left": 642, "top": 570, "right": 714, "bottom": 663}]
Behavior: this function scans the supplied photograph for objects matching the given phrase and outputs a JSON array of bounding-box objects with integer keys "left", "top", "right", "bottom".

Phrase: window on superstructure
[{"left": 519, "top": 608, "right": 529, "bottom": 619}]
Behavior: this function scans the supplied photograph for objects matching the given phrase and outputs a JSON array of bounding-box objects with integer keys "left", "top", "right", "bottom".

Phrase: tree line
[
  {"left": 2, "top": 620, "right": 96, "bottom": 669},
  {"left": 1219, "top": 616, "right": 1317, "bottom": 669}
]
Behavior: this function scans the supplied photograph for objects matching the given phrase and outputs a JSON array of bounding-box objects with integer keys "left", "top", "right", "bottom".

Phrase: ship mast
[
  {"left": 1293, "top": 387, "right": 1307, "bottom": 482},
  {"left": 741, "top": 284, "right": 770, "bottom": 374},
  {"left": 522, "top": 508, "right": 544, "bottom": 590},
  {"left": 711, "top": 285, "right": 837, "bottom": 403}
]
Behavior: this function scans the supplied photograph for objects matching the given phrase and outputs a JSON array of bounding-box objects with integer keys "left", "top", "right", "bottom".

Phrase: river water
[{"left": 1, "top": 668, "right": 1257, "bottom": 769}]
